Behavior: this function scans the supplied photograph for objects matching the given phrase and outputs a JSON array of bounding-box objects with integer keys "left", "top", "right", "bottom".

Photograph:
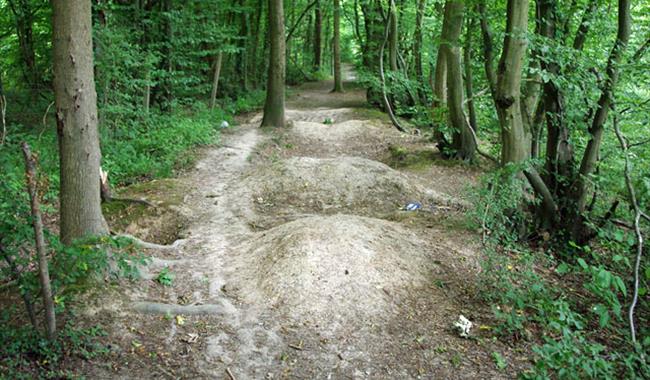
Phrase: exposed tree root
[
  {"left": 132, "top": 302, "right": 223, "bottom": 315},
  {"left": 114, "top": 233, "right": 186, "bottom": 251}
]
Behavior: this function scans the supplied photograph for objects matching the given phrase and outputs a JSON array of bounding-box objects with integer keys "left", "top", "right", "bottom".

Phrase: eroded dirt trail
[{"left": 86, "top": 66, "right": 530, "bottom": 379}]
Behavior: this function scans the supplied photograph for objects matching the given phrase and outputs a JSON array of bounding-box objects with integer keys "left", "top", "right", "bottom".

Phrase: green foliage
[
  {"left": 0, "top": 314, "right": 108, "bottom": 380},
  {"left": 101, "top": 105, "right": 220, "bottom": 185},
  {"left": 156, "top": 267, "right": 174, "bottom": 287},
  {"left": 469, "top": 166, "right": 649, "bottom": 379}
]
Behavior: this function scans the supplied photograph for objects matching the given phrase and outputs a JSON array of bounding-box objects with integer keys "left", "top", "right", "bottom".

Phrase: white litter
[{"left": 454, "top": 315, "right": 473, "bottom": 338}]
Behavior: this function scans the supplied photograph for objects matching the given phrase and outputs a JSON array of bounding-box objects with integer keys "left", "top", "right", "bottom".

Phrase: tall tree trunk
[
  {"left": 413, "top": 0, "right": 427, "bottom": 103},
  {"left": 464, "top": 16, "right": 478, "bottom": 133},
  {"left": 160, "top": 0, "right": 173, "bottom": 112},
  {"left": 52, "top": 0, "right": 108, "bottom": 245},
  {"left": 332, "top": 0, "right": 343, "bottom": 92},
  {"left": 237, "top": 0, "right": 250, "bottom": 91},
  {"left": 8, "top": 0, "right": 39, "bottom": 89},
  {"left": 571, "top": 0, "right": 631, "bottom": 235},
  {"left": 313, "top": 0, "right": 322, "bottom": 71},
  {"left": 261, "top": 0, "right": 286, "bottom": 127},
  {"left": 388, "top": 0, "right": 399, "bottom": 72},
  {"left": 442, "top": 1, "right": 475, "bottom": 160},
  {"left": 540, "top": 0, "right": 573, "bottom": 196},
  {"left": 0, "top": 71, "right": 6, "bottom": 145},
  {"left": 209, "top": 52, "right": 223, "bottom": 110},
  {"left": 495, "top": 0, "right": 530, "bottom": 165},
  {"left": 477, "top": 1, "right": 496, "bottom": 101},
  {"left": 248, "top": 0, "right": 263, "bottom": 86}
]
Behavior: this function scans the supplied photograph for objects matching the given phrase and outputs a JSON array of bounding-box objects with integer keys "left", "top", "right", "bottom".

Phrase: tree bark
[
  {"left": 477, "top": 1, "right": 496, "bottom": 101},
  {"left": 237, "top": 0, "right": 250, "bottom": 91},
  {"left": 261, "top": 0, "right": 286, "bottom": 128},
  {"left": 7, "top": 0, "right": 39, "bottom": 89},
  {"left": 414, "top": 0, "right": 427, "bottom": 103},
  {"left": 495, "top": 0, "right": 530, "bottom": 165},
  {"left": 464, "top": 16, "right": 478, "bottom": 134},
  {"left": 313, "top": 0, "right": 322, "bottom": 71},
  {"left": 388, "top": 0, "right": 399, "bottom": 72},
  {"left": 209, "top": 52, "right": 223, "bottom": 111},
  {"left": 52, "top": 0, "right": 109, "bottom": 245},
  {"left": 442, "top": 1, "right": 475, "bottom": 160},
  {"left": 540, "top": 0, "right": 573, "bottom": 196},
  {"left": 571, "top": 0, "right": 631, "bottom": 230},
  {"left": 249, "top": 0, "right": 264, "bottom": 87},
  {"left": 159, "top": 0, "right": 173, "bottom": 112},
  {"left": 332, "top": 0, "right": 343, "bottom": 92},
  {"left": 22, "top": 143, "right": 56, "bottom": 340}
]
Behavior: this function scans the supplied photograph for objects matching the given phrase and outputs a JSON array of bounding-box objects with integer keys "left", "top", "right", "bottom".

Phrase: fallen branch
[
  {"left": 226, "top": 368, "right": 237, "bottom": 380},
  {"left": 22, "top": 142, "right": 56, "bottom": 339}
]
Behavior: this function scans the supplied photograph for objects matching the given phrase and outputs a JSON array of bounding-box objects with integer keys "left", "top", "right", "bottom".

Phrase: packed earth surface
[{"left": 80, "top": 67, "right": 533, "bottom": 379}]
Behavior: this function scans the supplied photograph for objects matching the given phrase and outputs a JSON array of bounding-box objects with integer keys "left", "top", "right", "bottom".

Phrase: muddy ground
[{"left": 70, "top": 66, "right": 532, "bottom": 379}]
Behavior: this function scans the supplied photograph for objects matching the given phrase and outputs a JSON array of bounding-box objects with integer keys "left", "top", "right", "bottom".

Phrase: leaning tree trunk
[
  {"left": 22, "top": 143, "right": 56, "bottom": 340},
  {"left": 332, "top": 0, "right": 343, "bottom": 92},
  {"left": 209, "top": 52, "right": 223, "bottom": 111},
  {"left": 52, "top": 0, "right": 108, "bottom": 245},
  {"left": 442, "top": 1, "right": 475, "bottom": 160},
  {"left": 495, "top": 0, "right": 530, "bottom": 165},
  {"left": 570, "top": 0, "right": 631, "bottom": 237},
  {"left": 261, "top": 0, "right": 286, "bottom": 128}
]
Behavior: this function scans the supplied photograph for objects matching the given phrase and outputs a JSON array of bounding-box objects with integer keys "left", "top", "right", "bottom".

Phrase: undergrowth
[{"left": 468, "top": 165, "right": 649, "bottom": 379}]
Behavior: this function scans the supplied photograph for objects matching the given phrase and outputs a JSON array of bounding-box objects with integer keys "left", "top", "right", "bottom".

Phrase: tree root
[
  {"left": 114, "top": 233, "right": 187, "bottom": 251},
  {"left": 105, "top": 196, "right": 156, "bottom": 208},
  {"left": 132, "top": 302, "right": 223, "bottom": 315}
]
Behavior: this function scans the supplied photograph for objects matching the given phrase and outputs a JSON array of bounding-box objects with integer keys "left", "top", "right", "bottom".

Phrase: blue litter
[{"left": 404, "top": 202, "right": 422, "bottom": 211}]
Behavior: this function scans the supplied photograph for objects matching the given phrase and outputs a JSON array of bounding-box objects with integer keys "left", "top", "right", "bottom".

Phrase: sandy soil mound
[
  {"left": 235, "top": 214, "right": 435, "bottom": 334},
  {"left": 243, "top": 156, "right": 458, "bottom": 228}
]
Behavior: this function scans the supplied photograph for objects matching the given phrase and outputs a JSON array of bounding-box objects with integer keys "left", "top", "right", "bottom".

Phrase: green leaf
[
  {"left": 556, "top": 263, "right": 570, "bottom": 274},
  {"left": 613, "top": 276, "right": 627, "bottom": 296},
  {"left": 577, "top": 258, "right": 588, "bottom": 270},
  {"left": 592, "top": 304, "right": 610, "bottom": 328},
  {"left": 596, "top": 269, "right": 611, "bottom": 288}
]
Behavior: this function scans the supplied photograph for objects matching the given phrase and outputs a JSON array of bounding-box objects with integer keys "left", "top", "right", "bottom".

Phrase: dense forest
[{"left": 0, "top": 0, "right": 648, "bottom": 378}]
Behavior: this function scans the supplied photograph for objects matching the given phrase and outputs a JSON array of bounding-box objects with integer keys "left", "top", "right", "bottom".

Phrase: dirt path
[{"left": 84, "top": 66, "right": 530, "bottom": 379}]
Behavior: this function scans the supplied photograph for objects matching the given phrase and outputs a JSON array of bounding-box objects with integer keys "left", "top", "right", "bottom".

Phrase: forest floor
[{"left": 80, "top": 65, "right": 533, "bottom": 379}]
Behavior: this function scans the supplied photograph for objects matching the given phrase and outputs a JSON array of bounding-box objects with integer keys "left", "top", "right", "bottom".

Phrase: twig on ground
[{"left": 226, "top": 367, "right": 237, "bottom": 380}]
